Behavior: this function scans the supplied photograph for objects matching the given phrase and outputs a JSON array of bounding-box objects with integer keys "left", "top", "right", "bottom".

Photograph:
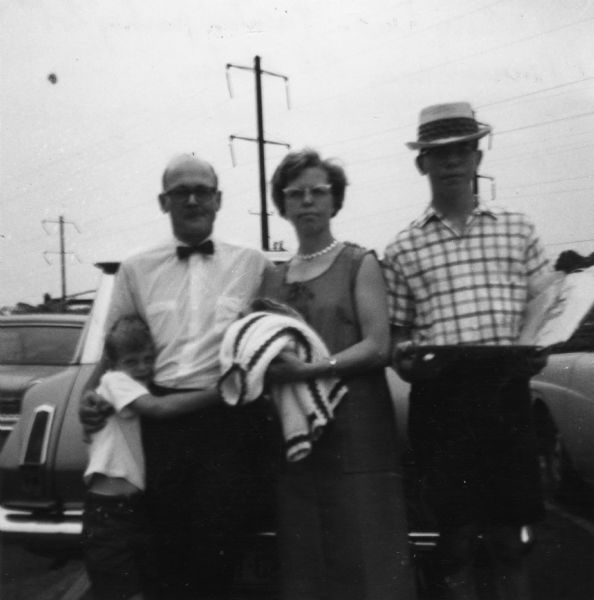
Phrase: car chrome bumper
[
  {"left": 0, "top": 505, "right": 438, "bottom": 551},
  {"left": 0, "top": 505, "right": 82, "bottom": 536},
  {"left": 409, "top": 530, "right": 439, "bottom": 549}
]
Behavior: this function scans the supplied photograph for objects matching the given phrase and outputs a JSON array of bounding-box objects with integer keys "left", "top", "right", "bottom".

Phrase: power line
[
  {"left": 290, "top": 11, "right": 594, "bottom": 117},
  {"left": 291, "top": 78, "right": 594, "bottom": 156},
  {"left": 496, "top": 110, "right": 594, "bottom": 136},
  {"left": 477, "top": 76, "right": 594, "bottom": 110},
  {"left": 498, "top": 174, "right": 593, "bottom": 190},
  {"left": 501, "top": 185, "right": 594, "bottom": 199},
  {"left": 546, "top": 238, "right": 594, "bottom": 248},
  {"left": 254, "top": 0, "right": 502, "bottom": 95}
]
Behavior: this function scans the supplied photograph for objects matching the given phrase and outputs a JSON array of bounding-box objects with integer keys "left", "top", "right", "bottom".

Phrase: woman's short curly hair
[{"left": 271, "top": 148, "right": 348, "bottom": 216}]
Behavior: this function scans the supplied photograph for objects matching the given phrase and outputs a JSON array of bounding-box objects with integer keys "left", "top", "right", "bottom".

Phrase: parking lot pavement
[
  {"left": 530, "top": 504, "right": 594, "bottom": 600},
  {"left": 2, "top": 502, "right": 593, "bottom": 600},
  {"left": 0, "top": 541, "right": 88, "bottom": 600}
]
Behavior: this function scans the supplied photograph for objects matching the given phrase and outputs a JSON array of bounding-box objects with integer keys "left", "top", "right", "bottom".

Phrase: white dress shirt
[{"left": 106, "top": 238, "right": 271, "bottom": 389}]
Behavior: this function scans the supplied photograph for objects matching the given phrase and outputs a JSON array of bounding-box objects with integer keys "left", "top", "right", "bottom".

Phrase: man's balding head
[
  {"left": 158, "top": 154, "right": 222, "bottom": 246},
  {"left": 162, "top": 154, "right": 219, "bottom": 193}
]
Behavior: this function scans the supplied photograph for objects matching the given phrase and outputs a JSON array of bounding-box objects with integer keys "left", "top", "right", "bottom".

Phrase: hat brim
[{"left": 406, "top": 125, "right": 491, "bottom": 150}]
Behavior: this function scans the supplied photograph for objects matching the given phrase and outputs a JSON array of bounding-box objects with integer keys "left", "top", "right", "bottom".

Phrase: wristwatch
[{"left": 327, "top": 356, "right": 338, "bottom": 376}]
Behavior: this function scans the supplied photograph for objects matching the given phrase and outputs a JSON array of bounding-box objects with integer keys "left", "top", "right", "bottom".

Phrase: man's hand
[
  {"left": 79, "top": 390, "right": 113, "bottom": 441},
  {"left": 393, "top": 341, "right": 417, "bottom": 383},
  {"left": 512, "top": 349, "right": 549, "bottom": 379},
  {"left": 393, "top": 342, "right": 449, "bottom": 383}
]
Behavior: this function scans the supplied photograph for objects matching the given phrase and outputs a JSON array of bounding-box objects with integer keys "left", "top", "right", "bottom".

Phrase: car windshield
[{"left": 0, "top": 325, "right": 82, "bottom": 366}]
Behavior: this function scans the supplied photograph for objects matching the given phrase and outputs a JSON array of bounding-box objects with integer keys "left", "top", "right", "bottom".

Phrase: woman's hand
[{"left": 266, "top": 353, "right": 312, "bottom": 384}]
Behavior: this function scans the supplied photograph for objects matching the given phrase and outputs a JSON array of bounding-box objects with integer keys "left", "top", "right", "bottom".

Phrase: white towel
[{"left": 219, "top": 311, "right": 348, "bottom": 461}]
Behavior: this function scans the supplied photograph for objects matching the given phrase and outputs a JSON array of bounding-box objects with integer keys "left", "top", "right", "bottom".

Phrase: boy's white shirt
[{"left": 83, "top": 370, "right": 147, "bottom": 491}]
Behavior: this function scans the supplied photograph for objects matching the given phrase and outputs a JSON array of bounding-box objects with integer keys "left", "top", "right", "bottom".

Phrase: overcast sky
[{"left": 1, "top": 0, "right": 593, "bottom": 307}]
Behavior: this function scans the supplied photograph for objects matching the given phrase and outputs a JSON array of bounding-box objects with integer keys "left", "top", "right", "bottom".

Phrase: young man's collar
[{"left": 414, "top": 198, "right": 501, "bottom": 228}]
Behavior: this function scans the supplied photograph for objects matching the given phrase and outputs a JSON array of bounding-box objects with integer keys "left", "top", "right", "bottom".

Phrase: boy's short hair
[{"left": 104, "top": 315, "right": 153, "bottom": 364}]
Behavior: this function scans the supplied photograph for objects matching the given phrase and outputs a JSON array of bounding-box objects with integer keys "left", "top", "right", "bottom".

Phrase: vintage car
[
  {"left": 531, "top": 303, "right": 594, "bottom": 499},
  {"left": 0, "top": 263, "right": 116, "bottom": 553},
  {"left": 0, "top": 313, "right": 87, "bottom": 451}
]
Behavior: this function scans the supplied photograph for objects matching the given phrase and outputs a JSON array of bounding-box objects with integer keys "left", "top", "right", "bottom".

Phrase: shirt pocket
[
  {"left": 215, "top": 296, "right": 245, "bottom": 329},
  {"left": 145, "top": 300, "right": 177, "bottom": 332}
]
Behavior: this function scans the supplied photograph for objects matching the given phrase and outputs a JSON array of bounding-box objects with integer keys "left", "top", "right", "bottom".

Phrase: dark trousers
[
  {"left": 408, "top": 374, "right": 543, "bottom": 529},
  {"left": 142, "top": 394, "right": 279, "bottom": 600},
  {"left": 408, "top": 373, "right": 543, "bottom": 599},
  {"left": 82, "top": 491, "right": 158, "bottom": 600}
]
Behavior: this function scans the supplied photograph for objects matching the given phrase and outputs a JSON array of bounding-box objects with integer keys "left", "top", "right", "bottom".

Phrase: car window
[
  {"left": 0, "top": 325, "right": 83, "bottom": 366},
  {"left": 550, "top": 304, "right": 594, "bottom": 353}
]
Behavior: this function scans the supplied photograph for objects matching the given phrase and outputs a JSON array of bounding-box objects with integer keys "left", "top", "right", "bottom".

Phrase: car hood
[{"left": 0, "top": 365, "right": 67, "bottom": 394}]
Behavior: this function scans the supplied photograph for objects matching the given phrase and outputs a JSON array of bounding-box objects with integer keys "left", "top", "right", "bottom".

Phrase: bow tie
[{"left": 176, "top": 240, "right": 215, "bottom": 259}]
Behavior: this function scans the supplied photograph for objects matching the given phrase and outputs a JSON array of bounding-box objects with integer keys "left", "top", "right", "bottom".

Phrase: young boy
[{"left": 82, "top": 315, "right": 219, "bottom": 600}]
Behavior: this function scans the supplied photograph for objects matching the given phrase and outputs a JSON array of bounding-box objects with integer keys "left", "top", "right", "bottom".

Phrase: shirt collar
[
  {"left": 413, "top": 198, "right": 501, "bottom": 228},
  {"left": 172, "top": 235, "right": 214, "bottom": 249}
]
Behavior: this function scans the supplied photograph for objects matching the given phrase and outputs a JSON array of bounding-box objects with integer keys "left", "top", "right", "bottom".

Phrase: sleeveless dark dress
[{"left": 259, "top": 244, "right": 416, "bottom": 600}]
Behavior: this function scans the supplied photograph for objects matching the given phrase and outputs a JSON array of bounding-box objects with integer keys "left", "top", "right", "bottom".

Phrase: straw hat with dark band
[{"left": 406, "top": 102, "right": 491, "bottom": 150}]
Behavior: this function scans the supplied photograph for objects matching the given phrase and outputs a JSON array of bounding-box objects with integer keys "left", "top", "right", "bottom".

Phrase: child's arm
[{"left": 129, "top": 388, "right": 220, "bottom": 419}]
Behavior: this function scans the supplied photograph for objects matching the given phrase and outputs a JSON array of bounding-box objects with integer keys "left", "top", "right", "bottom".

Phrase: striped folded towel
[{"left": 218, "top": 311, "right": 348, "bottom": 461}]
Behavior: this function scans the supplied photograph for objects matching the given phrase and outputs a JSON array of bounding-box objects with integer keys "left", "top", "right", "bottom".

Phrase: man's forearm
[{"left": 134, "top": 388, "right": 220, "bottom": 419}]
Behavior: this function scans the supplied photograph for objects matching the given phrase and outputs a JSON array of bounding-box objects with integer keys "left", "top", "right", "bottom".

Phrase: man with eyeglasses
[
  {"left": 382, "top": 103, "right": 553, "bottom": 600},
  {"left": 80, "top": 153, "right": 272, "bottom": 599}
]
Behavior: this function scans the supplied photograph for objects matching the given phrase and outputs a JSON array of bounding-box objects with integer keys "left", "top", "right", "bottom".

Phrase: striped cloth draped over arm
[{"left": 218, "top": 311, "right": 348, "bottom": 461}]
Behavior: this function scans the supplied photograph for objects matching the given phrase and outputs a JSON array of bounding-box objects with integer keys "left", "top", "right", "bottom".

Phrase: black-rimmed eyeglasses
[{"left": 165, "top": 185, "right": 218, "bottom": 201}]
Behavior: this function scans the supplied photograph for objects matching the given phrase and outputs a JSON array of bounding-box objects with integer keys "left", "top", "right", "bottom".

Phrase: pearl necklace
[{"left": 295, "top": 239, "right": 339, "bottom": 261}]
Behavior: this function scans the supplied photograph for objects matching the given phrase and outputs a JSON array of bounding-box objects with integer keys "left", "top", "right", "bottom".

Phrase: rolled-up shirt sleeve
[{"left": 381, "top": 251, "right": 416, "bottom": 328}]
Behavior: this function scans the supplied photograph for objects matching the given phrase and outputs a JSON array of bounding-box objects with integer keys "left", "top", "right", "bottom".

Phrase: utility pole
[
  {"left": 473, "top": 110, "right": 495, "bottom": 201},
  {"left": 42, "top": 215, "right": 80, "bottom": 302},
  {"left": 226, "top": 55, "right": 290, "bottom": 251},
  {"left": 474, "top": 174, "right": 496, "bottom": 201}
]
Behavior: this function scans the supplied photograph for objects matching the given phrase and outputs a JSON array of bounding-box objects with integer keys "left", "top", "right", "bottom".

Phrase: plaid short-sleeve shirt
[{"left": 382, "top": 202, "right": 549, "bottom": 345}]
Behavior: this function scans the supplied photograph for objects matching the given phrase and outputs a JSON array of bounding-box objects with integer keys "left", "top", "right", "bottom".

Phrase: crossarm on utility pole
[{"left": 42, "top": 216, "right": 80, "bottom": 302}]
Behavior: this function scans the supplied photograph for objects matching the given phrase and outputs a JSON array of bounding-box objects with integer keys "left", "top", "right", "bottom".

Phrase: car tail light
[
  {"left": 17, "top": 405, "right": 55, "bottom": 498},
  {"left": 21, "top": 405, "right": 55, "bottom": 467}
]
